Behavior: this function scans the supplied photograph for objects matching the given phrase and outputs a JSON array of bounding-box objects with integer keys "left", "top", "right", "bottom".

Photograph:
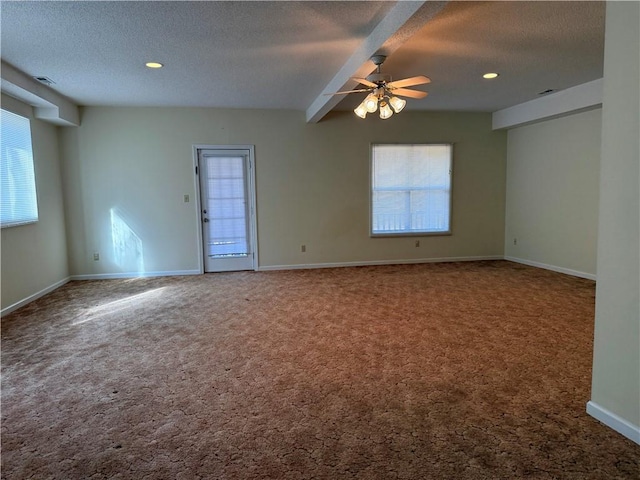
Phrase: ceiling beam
[
  {"left": 305, "top": 1, "right": 447, "bottom": 123},
  {"left": 492, "top": 79, "right": 603, "bottom": 130}
]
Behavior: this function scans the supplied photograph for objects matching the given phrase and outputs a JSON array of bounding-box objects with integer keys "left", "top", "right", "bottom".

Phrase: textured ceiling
[
  {"left": 336, "top": 1, "right": 605, "bottom": 112},
  {"left": 1, "top": 1, "right": 605, "bottom": 113}
]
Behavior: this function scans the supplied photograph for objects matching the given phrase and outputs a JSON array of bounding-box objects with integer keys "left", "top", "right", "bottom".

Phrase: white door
[{"left": 198, "top": 148, "right": 256, "bottom": 272}]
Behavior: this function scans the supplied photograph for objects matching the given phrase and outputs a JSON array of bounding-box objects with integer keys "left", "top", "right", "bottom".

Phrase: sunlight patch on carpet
[{"left": 72, "top": 287, "right": 167, "bottom": 325}]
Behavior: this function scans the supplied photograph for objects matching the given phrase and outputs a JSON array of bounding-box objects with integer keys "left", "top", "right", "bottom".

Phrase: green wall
[{"left": 59, "top": 108, "right": 507, "bottom": 275}]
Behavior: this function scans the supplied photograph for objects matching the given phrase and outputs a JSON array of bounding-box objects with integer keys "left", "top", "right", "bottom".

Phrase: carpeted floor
[{"left": 1, "top": 261, "right": 638, "bottom": 479}]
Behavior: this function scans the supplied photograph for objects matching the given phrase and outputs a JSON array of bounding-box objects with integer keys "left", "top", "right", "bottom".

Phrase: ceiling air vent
[{"left": 33, "top": 76, "right": 55, "bottom": 86}]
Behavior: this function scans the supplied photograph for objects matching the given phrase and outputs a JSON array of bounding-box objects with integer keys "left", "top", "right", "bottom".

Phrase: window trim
[{"left": 369, "top": 143, "right": 453, "bottom": 238}]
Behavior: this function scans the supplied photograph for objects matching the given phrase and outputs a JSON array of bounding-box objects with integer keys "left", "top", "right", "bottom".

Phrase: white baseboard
[
  {"left": 1, "top": 276, "right": 71, "bottom": 317},
  {"left": 70, "top": 269, "right": 201, "bottom": 280},
  {"left": 587, "top": 401, "right": 640, "bottom": 445},
  {"left": 504, "top": 256, "right": 596, "bottom": 281},
  {"left": 1, "top": 259, "right": 593, "bottom": 314},
  {"left": 257, "top": 256, "right": 504, "bottom": 271}
]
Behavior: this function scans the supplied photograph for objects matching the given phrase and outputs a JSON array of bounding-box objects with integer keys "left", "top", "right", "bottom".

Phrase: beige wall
[
  {"left": 590, "top": 1, "right": 640, "bottom": 435},
  {"left": 1, "top": 95, "right": 69, "bottom": 312},
  {"left": 504, "top": 109, "right": 601, "bottom": 278},
  {"left": 58, "top": 108, "right": 506, "bottom": 276}
]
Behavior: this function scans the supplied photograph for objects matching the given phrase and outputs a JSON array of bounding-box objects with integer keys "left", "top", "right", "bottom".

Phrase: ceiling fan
[{"left": 329, "top": 54, "right": 430, "bottom": 119}]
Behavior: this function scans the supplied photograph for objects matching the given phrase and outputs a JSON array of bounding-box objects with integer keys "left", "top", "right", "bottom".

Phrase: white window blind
[
  {"left": 371, "top": 144, "right": 452, "bottom": 235},
  {"left": 1, "top": 109, "right": 38, "bottom": 228},
  {"left": 205, "top": 155, "right": 249, "bottom": 257}
]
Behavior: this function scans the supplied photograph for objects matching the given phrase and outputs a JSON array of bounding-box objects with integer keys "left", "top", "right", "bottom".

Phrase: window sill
[{"left": 370, "top": 230, "right": 452, "bottom": 238}]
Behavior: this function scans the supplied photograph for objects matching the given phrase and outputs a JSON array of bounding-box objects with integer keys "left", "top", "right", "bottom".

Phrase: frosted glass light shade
[
  {"left": 364, "top": 93, "right": 379, "bottom": 113},
  {"left": 354, "top": 102, "right": 368, "bottom": 119},
  {"left": 379, "top": 101, "right": 393, "bottom": 119},
  {"left": 389, "top": 96, "right": 406, "bottom": 113}
]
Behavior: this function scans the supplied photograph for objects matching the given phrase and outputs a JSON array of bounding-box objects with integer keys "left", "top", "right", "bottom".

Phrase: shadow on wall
[{"left": 110, "top": 207, "right": 144, "bottom": 273}]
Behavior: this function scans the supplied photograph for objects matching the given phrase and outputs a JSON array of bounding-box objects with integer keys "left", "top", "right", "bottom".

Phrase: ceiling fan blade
[
  {"left": 324, "top": 88, "right": 371, "bottom": 96},
  {"left": 390, "top": 88, "right": 428, "bottom": 99},
  {"left": 387, "top": 75, "right": 431, "bottom": 89},
  {"left": 352, "top": 77, "right": 378, "bottom": 88}
]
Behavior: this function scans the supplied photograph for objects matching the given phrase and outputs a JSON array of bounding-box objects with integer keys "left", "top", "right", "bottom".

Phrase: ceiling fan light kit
[
  {"left": 329, "top": 54, "right": 430, "bottom": 120},
  {"left": 379, "top": 101, "right": 394, "bottom": 119},
  {"left": 354, "top": 103, "right": 368, "bottom": 119},
  {"left": 364, "top": 92, "right": 380, "bottom": 113},
  {"left": 389, "top": 96, "right": 406, "bottom": 113}
]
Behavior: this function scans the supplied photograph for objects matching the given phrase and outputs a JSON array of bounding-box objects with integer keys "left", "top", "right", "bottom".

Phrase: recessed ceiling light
[
  {"left": 145, "top": 62, "right": 163, "bottom": 69},
  {"left": 483, "top": 72, "right": 499, "bottom": 79}
]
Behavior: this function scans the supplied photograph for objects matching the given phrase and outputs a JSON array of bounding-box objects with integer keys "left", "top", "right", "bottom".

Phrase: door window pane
[{"left": 204, "top": 155, "right": 248, "bottom": 257}]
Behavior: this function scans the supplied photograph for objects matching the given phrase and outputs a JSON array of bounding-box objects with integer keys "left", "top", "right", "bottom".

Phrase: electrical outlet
[
  {"left": 183, "top": 194, "right": 190, "bottom": 203},
  {"left": 93, "top": 252, "right": 100, "bottom": 261},
  {"left": 513, "top": 238, "right": 518, "bottom": 246},
  {"left": 301, "top": 244, "right": 306, "bottom": 253},
  {"left": 415, "top": 240, "right": 420, "bottom": 247}
]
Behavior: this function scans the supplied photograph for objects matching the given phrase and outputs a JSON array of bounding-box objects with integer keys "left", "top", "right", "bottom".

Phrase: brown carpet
[{"left": 1, "top": 261, "right": 638, "bottom": 479}]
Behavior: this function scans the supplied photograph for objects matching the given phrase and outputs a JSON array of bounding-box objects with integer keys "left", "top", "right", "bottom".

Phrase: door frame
[{"left": 193, "top": 144, "right": 258, "bottom": 273}]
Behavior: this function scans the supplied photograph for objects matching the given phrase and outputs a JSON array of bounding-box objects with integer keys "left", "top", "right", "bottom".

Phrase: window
[
  {"left": 1, "top": 109, "right": 38, "bottom": 228},
  {"left": 371, "top": 144, "right": 452, "bottom": 236}
]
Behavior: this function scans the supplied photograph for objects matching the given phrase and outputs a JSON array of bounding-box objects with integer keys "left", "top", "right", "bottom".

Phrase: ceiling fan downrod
[{"left": 367, "top": 55, "right": 391, "bottom": 85}]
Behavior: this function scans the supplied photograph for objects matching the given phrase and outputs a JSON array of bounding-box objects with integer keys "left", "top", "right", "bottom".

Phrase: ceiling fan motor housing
[{"left": 367, "top": 73, "right": 392, "bottom": 85}]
